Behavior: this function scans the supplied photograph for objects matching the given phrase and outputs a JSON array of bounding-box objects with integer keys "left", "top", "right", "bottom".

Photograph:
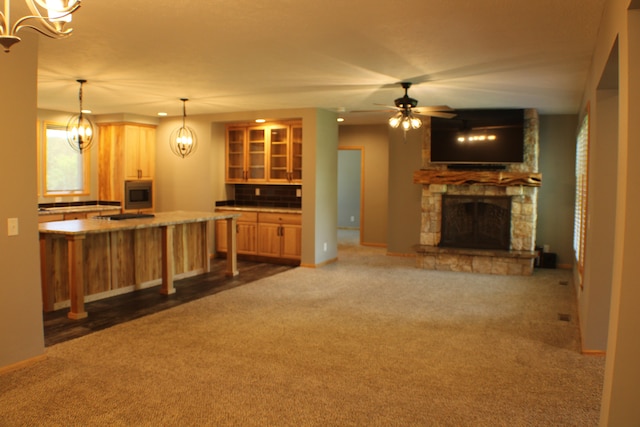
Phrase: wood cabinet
[
  {"left": 215, "top": 209, "right": 301, "bottom": 261},
  {"left": 215, "top": 211, "right": 258, "bottom": 255},
  {"left": 99, "top": 123, "right": 156, "bottom": 211},
  {"left": 225, "top": 121, "right": 301, "bottom": 184},
  {"left": 257, "top": 212, "right": 302, "bottom": 259}
]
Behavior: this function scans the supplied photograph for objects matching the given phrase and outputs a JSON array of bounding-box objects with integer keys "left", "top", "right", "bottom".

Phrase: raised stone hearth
[{"left": 414, "top": 109, "right": 540, "bottom": 275}]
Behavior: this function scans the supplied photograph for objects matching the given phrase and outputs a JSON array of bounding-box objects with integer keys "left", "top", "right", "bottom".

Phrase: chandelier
[
  {"left": 66, "top": 79, "right": 94, "bottom": 152},
  {"left": 169, "top": 98, "right": 198, "bottom": 159},
  {"left": 0, "top": 0, "right": 81, "bottom": 52}
]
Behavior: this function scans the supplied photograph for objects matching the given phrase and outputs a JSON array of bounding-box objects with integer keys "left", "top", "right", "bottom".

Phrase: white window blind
[{"left": 573, "top": 112, "right": 589, "bottom": 283}]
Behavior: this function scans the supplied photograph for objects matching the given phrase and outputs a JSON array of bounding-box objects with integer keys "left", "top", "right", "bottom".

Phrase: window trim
[{"left": 41, "top": 121, "right": 91, "bottom": 197}]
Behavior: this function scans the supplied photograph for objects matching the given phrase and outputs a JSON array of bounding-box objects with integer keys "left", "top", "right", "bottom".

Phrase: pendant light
[
  {"left": 169, "top": 98, "right": 197, "bottom": 159},
  {"left": 66, "top": 79, "right": 94, "bottom": 152}
]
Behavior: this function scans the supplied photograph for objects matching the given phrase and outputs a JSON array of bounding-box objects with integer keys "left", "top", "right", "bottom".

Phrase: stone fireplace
[{"left": 413, "top": 109, "right": 541, "bottom": 275}]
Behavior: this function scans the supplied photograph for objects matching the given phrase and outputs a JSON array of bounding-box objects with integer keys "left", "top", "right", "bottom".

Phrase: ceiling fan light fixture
[
  {"left": 169, "top": 98, "right": 198, "bottom": 159},
  {"left": 388, "top": 112, "right": 403, "bottom": 128}
]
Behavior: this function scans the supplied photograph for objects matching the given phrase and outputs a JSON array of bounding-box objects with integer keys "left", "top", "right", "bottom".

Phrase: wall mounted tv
[{"left": 430, "top": 109, "right": 525, "bottom": 165}]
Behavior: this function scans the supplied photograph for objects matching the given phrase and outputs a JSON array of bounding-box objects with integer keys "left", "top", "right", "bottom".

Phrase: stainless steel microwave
[{"left": 124, "top": 180, "right": 153, "bottom": 210}]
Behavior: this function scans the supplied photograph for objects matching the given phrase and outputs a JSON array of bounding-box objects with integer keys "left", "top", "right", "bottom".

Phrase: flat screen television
[{"left": 430, "top": 109, "right": 525, "bottom": 165}]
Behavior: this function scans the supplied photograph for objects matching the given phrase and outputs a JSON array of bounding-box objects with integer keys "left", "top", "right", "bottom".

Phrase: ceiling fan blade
[
  {"left": 415, "top": 111, "right": 457, "bottom": 119},
  {"left": 373, "top": 103, "right": 400, "bottom": 109},
  {"left": 350, "top": 109, "right": 397, "bottom": 114},
  {"left": 414, "top": 105, "right": 455, "bottom": 112}
]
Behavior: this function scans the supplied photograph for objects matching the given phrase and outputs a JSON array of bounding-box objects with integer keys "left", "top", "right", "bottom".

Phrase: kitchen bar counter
[{"left": 39, "top": 211, "right": 239, "bottom": 319}]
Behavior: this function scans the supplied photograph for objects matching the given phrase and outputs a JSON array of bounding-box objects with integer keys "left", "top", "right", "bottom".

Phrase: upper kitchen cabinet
[
  {"left": 225, "top": 121, "right": 302, "bottom": 184},
  {"left": 98, "top": 123, "right": 156, "bottom": 207}
]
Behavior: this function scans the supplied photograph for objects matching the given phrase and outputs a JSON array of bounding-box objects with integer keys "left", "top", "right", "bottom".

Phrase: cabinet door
[
  {"left": 123, "top": 125, "right": 141, "bottom": 180},
  {"left": 215, "top": 219, "right": 228, "bottom": 253},
  {"left": 124, "top": 125, "right": 155, "bottom": 180},
  {"left": 226, "top": 127, "right": 247, "bottom": 182},
  {"left": 257, "top": 223, "right": 282, "bottom": 257},
  {"left": 237, "top": 222, "right": 258, "bottom": 254},
  {"left": 247, "top": 127, "right": 266, "bottom": 182},
  {"left": 290, "top": 125, "right": 302, "bottom": 182},
  {"left": 137, "top": 126, "right": 155, "bottom": 180},
  {"left": 281, "top": 224, "right": 302, "bottom": 259},
  {"left": 268, "top": 126, "right": 290, "bottom": 182}
]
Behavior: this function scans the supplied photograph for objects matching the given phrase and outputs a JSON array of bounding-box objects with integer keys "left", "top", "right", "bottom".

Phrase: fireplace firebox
[{"left": 440, "top": 195, "right": 511, "bottom": 250}]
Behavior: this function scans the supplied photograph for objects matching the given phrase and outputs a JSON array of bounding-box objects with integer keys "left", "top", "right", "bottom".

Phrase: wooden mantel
[{"left": 413, "top": 170, "right": 542, "bottom": 187}]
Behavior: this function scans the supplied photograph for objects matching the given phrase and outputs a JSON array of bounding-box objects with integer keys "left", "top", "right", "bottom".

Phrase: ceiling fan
[{"left": 354, "top": 82, "right": 456, "bottom": 130}]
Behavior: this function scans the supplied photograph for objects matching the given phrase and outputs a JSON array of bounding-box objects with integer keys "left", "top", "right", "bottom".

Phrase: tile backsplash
[{"left": 217, "top": 184, "right": 302, "bottom": 209}]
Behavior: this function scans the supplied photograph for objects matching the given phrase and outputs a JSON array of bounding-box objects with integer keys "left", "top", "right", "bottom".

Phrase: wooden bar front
[{"left": 39, "top": 211, "right": 239, "bottom": 319}]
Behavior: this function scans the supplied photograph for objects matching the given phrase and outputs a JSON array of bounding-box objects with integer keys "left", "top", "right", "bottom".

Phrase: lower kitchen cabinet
[
  {"left": 215, "top": 211, "right": 258, "bottom": 255},
  {"left": 215, "top": 209, "right": 301, "bottom": 262},
  {"left": 257, "top": 212, "right": 301, "bottom": 260}
]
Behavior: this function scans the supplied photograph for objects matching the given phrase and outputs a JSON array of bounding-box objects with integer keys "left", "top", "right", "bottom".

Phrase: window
[
  {"left": 42, "top": 122, "right": 90, "bottom": 196},
  {"left": 573, "top": 109, "right": 590, "bottom": 285}
]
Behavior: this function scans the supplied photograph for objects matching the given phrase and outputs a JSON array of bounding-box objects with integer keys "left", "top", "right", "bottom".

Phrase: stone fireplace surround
[{"left": 413, "top": 109, "right": 541, "bottom": 275}]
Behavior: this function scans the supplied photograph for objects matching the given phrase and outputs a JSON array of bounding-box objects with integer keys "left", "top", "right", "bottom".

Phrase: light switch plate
[{"left": 7, "top": 218, "right": 18, "bottom": 236}]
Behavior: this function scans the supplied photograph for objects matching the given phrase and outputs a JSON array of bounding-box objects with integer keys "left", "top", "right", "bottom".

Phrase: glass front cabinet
[{"left": 225, "top": 121, "right": 302, "bottom": 184}]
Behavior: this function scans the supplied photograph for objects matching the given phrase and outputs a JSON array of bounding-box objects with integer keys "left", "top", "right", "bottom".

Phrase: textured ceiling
[{"left": 33, "top": 0, "right": 607, "bottom": 122}]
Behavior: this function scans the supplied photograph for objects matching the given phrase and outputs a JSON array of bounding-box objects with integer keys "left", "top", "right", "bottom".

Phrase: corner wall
[{"left": 0, "top": 34, "right": 46, "bottom": 370}]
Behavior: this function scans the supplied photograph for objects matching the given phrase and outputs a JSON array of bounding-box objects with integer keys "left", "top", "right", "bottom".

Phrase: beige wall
[
  {"left": 338, "top": 124, "right": 389, "bottom": 246},
  {"left": 580, "top": 0, "right": 640, "bottom": 424},
  {"left": 0, "top": 34, "right": 46, "bottom": 369}
]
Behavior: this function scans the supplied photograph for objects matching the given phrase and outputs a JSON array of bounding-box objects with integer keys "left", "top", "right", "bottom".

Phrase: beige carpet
[{"left": 0, "top": 231, "right": 605, "bottom": 426}]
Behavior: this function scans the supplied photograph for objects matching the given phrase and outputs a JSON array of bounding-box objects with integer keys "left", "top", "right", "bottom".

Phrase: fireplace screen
[{"left": 440, "top": 195, "right": 511, "bottom": 250}]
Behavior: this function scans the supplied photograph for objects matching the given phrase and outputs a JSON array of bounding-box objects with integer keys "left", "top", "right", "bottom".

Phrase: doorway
[{"left": 338, "top": 147, "right": 363, "bottom": 246}]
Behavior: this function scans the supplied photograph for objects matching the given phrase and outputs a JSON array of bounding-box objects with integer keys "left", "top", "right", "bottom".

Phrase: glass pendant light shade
[
  {"left": 66, "top": 79, "right": 94, "bottom": 152},
  {"left": 169, "top": 98, "right": 198, "bottom": 158}
]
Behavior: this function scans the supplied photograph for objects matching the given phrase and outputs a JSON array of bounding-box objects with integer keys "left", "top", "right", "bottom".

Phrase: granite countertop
[
  {"left": 38, "top": 201, "right": 122, "bottom": 216},
  {"left": 38, "top": 204, "right": 122, "bottom": 216},
  {"left": 215, "top": 206, "right": 301, "bottom": 214},
  {"left": 39, "top": 211, "right": 240, "bottom": 236}
]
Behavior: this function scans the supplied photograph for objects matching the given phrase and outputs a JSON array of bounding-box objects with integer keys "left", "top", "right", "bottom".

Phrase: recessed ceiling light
[
  {"left": 81, "top": 109, "right": 92, "bottom": 114},
  {"left": 157, "top": 112, "right": 168, "bottom": 116},
  {"left": 255, "top": 119, "right": 266, "bottom": 123},
  {"left": 337, "top": 117, "right": 345, "bottom": 122}
]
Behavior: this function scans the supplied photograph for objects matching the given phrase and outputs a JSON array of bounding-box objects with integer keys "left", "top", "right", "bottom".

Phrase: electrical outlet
[
  {"left": 323, "top": 242, "right": 327, "bottom": 252},
  {"left": 255, "top": 188, "right": 260, "bottom": 196},
  {"left": 7, "top": 218, "right": 18, "bottom": 236},
  {"left": 296, "top": 188, "right": 302, "bottom": 197},
  {"left": 350, "top": 215, "right": 355, "bottom": 222}
]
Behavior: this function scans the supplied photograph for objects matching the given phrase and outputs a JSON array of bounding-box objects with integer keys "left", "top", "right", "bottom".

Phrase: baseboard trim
[
  {"left": 300, "top": 257, "right": 338, "bottom": 268},
  {"left": 0, "top": 353, "right": 47, "bottom": 376}
]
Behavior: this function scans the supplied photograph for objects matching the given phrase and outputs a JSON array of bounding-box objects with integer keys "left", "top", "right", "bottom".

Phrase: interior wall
[
  {"left": 337, "top": 149, "right": 361, "bottom": 229},
  {"left": 0, "top": 34, "right": 46, "bottom": 370},
  {"left": 536, "top": 115, "right": 578, "bottom": 267},
  {"left": 600, "top": 3, "right": 640, "bottom": 424},
  {"left": 338, "top": 124, "right": 388, "bottom": 246},
  {"left": 387, "top": 127, "right": 423, "bottom": 254}
]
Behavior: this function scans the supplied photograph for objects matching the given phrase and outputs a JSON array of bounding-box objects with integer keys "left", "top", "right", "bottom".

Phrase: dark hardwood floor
[{"left": 43, "top": 258, "right": 294, "bottom": 347}]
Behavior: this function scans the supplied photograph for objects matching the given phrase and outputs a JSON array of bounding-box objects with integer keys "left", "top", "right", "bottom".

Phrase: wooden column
[
  {"left": 39, "top": 234, "right": 54, "bottom": 312},
  {"left": 160, "top": 225, "right": 176, "bottom": 295},
  {"left": 202, "top": 221, "right": 212, "bottom": 273},
  {"left": 66, "top": 235, "right": 88, "bottom": 320},
  {"left": 226, "top": 217, "right": 239, "bottom": 277}
]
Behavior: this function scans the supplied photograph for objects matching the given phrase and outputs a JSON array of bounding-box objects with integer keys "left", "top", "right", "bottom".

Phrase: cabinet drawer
[
  {"left": 258, "top": 212, "right": 301, "bottom": 225},
  {"left": 217, "top": 210, "right": 258, "bottom": 222}
]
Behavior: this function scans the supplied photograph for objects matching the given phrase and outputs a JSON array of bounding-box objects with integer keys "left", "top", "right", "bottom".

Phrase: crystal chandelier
[
  {"left": 169, "top": 98, "right": 198, "bottom": 159},
  {"left": 66, "top": 79, "right": 94, "bottom": 152},
  {"left": 0, "top": 0, "right": 81, "bottom": 53}
]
